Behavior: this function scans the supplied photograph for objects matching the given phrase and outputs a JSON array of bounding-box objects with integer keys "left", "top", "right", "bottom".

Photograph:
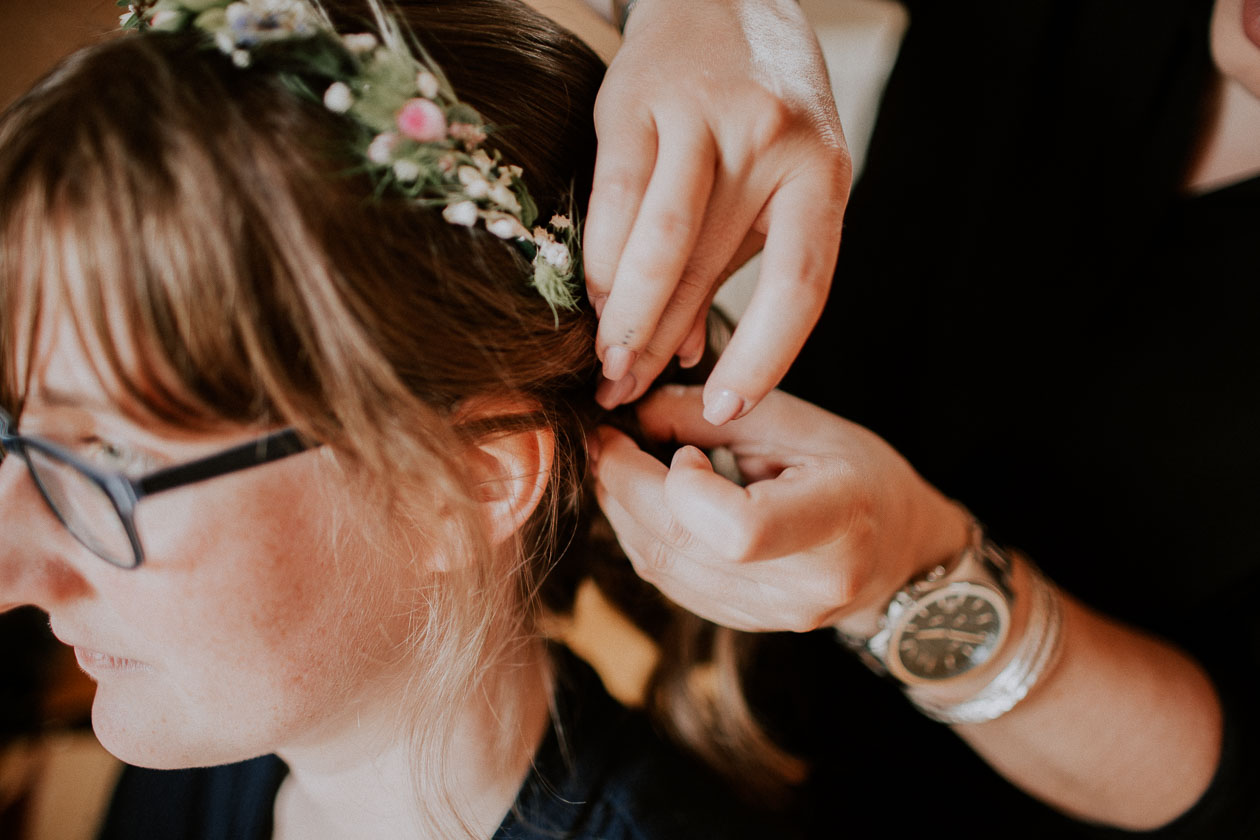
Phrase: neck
[
  {"left": 1186, "top": 74, "right": 1260, "bottom": 193},
  {"left": 272, "top": 637, "right": 552, "bottom": 840}
]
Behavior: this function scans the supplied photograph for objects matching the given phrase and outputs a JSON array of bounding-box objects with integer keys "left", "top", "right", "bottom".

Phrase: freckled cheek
[{"left": 129, "top": 482, "right": 366, "bottom": 671}]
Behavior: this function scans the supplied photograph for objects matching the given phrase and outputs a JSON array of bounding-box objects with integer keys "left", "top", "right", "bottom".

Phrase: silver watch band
[{"left": 907, "top": 557, "right": 1064, "bottom": 724}]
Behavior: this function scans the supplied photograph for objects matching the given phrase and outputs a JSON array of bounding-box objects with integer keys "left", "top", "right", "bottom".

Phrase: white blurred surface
[{"left": 715, "top": 0, "right": 907, "bottom": 319}]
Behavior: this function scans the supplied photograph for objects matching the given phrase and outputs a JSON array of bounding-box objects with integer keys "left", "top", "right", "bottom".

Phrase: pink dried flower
[{"left": 396, "top": 98, "right": 447, "bottom": 143}]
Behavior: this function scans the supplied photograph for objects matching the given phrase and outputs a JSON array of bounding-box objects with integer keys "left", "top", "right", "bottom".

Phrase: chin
[{"left": 90, "top": 690, "right": 257, "bottom": 770}]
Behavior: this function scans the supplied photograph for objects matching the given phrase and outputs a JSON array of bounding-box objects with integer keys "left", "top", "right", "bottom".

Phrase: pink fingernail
[
  {"left": 602, "top": 346, "right": 637, "bottom": 382},
  {"left": 702, "top": 389, "right": 746, "bottom": 426},
  {"left": 596, "top": 373, "right": 637, "bottom": 409}
]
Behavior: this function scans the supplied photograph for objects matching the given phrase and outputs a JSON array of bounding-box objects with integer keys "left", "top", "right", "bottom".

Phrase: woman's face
[
  {"left": 1212, "top": 0, "right": 1260, "bottom": 95},
  {"left": 0, "top": 314, "right": 422, "bottom": 769}
]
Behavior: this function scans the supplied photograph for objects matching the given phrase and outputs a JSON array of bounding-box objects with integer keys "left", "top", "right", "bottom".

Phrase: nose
[{"left": 0, "top": 455, "right": 92, "bottom": 613}]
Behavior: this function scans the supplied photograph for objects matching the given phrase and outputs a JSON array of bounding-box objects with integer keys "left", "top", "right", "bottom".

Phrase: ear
[{"left": 458, "top": 401, "right": 556, "bottom": 548}]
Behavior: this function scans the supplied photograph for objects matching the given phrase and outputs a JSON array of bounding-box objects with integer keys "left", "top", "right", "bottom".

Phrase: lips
[
  {"left": 51, "top": 621, "right": 151, "bottom": 675},
  {"left": 74, "top": 646, "right": 152, "bottom": 675}
]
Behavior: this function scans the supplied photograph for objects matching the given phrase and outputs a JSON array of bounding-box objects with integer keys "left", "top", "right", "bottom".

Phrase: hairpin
[{"left": 118, "top": 0, "right": 582, "bottom": 319}]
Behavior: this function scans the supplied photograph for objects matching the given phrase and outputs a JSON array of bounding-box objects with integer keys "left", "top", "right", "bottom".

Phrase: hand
[
  {"left": 591, "top": 386, "right": 970, "bottom": 634},
  {"left": 584, "top": 0, "right": 851, "bottom": 425}
]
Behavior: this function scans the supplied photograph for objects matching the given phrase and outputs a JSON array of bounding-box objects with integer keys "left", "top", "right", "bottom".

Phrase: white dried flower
[
  {"left": 392, "top": 159, "right": 422, "bottom": 182},
  {"left": 442, "top": 200, "right": 479, "bottom": 227},
  {"left": 366, "top": 132, "right": 400, "bottom": 165},
  {"left": 214, "top": 31, "right": 237, "bottom": 54},
  {"left": 416, "top": 70, "right": 440, "bottom": 99},
  {"left": 323, "top": 82, "right": 354, "bottom": 114},
  {"left": 488, "top": 182, "right": 520, "bottom": 213},
  {"left": 232, "top": 49, "right": 252, "bottom": 68},
  {"left": 470, "top": 149, "right": 494, "bottom": 173},
  {"left": 485, "top": 213, "right": 529, "bottom": 240},
  {"left": 149, "top": 9, "right": 184, "bottom": 30},
  {"left": 342, "top": 33, "right": 378, "bottom": 54},
  {"left": 549, "top": 214, "right": 572, "bottom": 230},
  {"left": 539, "top": 239, "right": 571, "bottom": 272},
  {"left": 458, "top": 166, "right": 490, "bottom": 199}
]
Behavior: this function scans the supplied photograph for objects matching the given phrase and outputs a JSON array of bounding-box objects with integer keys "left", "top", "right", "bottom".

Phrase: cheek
[{"left": 91, "top": 466, "right": 418, "bottom": 768}]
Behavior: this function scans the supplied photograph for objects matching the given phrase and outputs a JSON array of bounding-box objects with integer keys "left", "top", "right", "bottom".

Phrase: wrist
[{"left": 831, "top": 494, "right": 973, "bottom": 639}]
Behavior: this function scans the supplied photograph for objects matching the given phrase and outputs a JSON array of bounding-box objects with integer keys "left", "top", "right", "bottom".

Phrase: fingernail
[
  {"left": 702, "top": 389, "right": 746, "bottom": 426},
  {"left": 590, "top": 293, "right": 607, "bottom": 318},
  {"left": 596, "top": 373, "right": 637, "bottom": 409},
  {"left": 602, "top": 345, "right": 637, "bottom": 382},
  {"left": 678, "top": 347, "right": 703, "bottom": 369}
]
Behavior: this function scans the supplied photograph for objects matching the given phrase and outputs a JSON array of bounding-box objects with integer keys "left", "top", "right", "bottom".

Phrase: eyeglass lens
[{"left": 23, "top": 447, "right": 138, "bottom": 568}]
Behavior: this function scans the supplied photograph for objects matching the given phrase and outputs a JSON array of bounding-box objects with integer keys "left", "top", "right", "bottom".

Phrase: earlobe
[{"left": 464, "top": 421, "right": 555, "bottom": 548}]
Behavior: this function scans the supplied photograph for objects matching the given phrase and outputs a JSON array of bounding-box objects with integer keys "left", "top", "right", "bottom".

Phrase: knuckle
[{"left": 645, "top": 208, "right": 697, "bottom": 245}]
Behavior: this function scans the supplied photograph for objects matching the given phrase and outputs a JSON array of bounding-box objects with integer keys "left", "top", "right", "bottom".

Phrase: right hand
[
  {"left": 591, "top": 386, "right": 971, "bottom": 635},
  {"left": 584, "top": 0, "right": 851, "bottom": 425}
]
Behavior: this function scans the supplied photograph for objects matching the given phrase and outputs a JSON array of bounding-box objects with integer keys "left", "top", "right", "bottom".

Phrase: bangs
[{"left": 1, "top": 155, "right": 262, "bottom": 429}]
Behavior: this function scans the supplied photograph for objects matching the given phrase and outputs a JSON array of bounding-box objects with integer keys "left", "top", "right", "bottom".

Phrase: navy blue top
[{"left": 99, "top": 647, "right": 785, "bottom": 839}]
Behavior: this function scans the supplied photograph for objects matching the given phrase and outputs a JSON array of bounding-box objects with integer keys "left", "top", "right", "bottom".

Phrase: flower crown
[{"left": 118, "top": 0, "right": 582, "bottom": 318}]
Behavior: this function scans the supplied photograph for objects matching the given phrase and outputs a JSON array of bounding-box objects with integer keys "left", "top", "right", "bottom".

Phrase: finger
[
  {"left": 584, "top": 107, "right": 657, "bottom": 312},
  {"left": 636, "top": 384, "right": 838, "bottom": 454},
  {"left": 595, "top": 123, "right": 717, "bottom": 374},
  {"left": 605, "top": 189, "right": 768, "bottom": 402},
  {"left": 596, "top": 481, "right": 789, "bottom": 632},
  {"left": 676, "top": 308, "right": 708, "bottom": 368},
  {"left": 700, "top": 172, "right": 845, "bottom": 425},
  {"left": 663, "top": 444, "right": 849, "bottom": 562}
]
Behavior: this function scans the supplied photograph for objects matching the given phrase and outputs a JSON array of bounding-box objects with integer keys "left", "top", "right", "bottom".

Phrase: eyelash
[{"left": 79, "top": 436, "right": 157, "bottom": 474}]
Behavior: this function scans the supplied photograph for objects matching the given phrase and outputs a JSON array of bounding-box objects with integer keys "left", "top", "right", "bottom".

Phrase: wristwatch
[{"left": 851, "top": 522, "right": 1016, "bottom": 686}]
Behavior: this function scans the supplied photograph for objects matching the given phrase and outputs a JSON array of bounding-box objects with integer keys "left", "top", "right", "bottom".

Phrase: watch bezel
[{"left": 885, "top": 580, "right": 1011, "bottom": 685}]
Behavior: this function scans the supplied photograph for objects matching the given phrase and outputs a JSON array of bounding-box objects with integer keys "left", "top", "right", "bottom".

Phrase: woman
[
  {"left": 0, "top": 1, "right": 791, "bottom": 836},
  {"left": 592, "top": 0, "right": 1260, "bottom": 836}
]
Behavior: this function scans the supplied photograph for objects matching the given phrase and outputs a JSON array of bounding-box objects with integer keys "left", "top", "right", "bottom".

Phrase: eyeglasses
[{"left": 0, "top": 407, "right": 311, "bottom": 569}]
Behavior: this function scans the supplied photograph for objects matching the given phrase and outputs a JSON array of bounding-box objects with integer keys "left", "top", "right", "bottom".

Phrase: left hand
[
  {"left": 584, "top": 0, "right": 851, "bottom": 425},
  {"left": 591, "top": 386, "right": 969, "bottom": 635}
]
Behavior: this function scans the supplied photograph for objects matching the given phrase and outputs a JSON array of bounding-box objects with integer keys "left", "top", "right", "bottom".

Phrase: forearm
[{"left": 947, "top": 564, "right": 1222, "bottom": 830}]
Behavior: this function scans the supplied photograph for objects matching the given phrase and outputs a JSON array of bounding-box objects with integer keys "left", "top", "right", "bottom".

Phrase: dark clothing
[
  {"left": 776, "top": 0, "right": 1260, "bottom": 837},
  {"left": 99, "top": 648, "right": 775, "bottom": 839}
]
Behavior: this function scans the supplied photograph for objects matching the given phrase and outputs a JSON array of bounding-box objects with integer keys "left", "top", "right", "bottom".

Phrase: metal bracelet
[{"left": 906, "top": 559, "right": 1064, "bottom": 725}]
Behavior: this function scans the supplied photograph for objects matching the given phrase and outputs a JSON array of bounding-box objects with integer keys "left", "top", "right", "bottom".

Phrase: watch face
[{"left": 887, "top": 582, "right": 1010, "bottom": 684}]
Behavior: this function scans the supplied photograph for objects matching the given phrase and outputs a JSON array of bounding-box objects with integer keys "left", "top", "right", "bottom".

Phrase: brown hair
[{"left": 0, "top": 0, "right": 799, "bottom": 827}]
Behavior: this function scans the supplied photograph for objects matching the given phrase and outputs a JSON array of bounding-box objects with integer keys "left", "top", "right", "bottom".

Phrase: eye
[{"left": 80, "top": 436, "right": 157, "bottom": 474}]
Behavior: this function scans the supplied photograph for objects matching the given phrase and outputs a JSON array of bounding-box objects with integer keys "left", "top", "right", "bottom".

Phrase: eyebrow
[{"left": 24, "top": 384, "right": 127, "bottom": 417}]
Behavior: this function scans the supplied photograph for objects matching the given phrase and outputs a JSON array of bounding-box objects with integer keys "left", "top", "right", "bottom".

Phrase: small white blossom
[
  {"left": 539, "top": 239, "right": 571, "bottom": 272},
  {"left": 149, "top": 9, "right": 184, "bottom": 30},
  {"left": 485, "top": 213, "right": 529, "bottom": 240},
  {"left": 442, "top": 200, "right": 479, "bottom": 227},
  {"left": 416, "top": 70, "right": 440, "bottom": 99},
  {"left": 549, "top": 214, "right": 572, "bottom": 230},
  {"left": 458, "top": 166, "right": 490, "bottom": 199},
  {"left": 323, "top": 82, "right": 354, "bottom": 114},
  {"left": 392, "top": 158, "right": 422, "bottom": 182},
  {"left": 470, "top": 149, "right": 494, "bottom": 173},
  {"left": 232, "top": 49, "right": 252, "bottom": 68},
  {"left": 366, "top": 132, "right": 400, "bottom": 165},
  {"left": 342, "top": 33, "right": 378, "bottom": 54},
  {"left": 214, "top": 32, "right": 237, "bottom": 54},
  {"left": 488, "top": 182, "right": 520, "bottom": 213}
]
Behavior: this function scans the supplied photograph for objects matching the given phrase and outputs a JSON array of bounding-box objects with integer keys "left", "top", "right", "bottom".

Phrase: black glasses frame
[{"left": 0, "top": 408, "right": 310, "bottom": 569}]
